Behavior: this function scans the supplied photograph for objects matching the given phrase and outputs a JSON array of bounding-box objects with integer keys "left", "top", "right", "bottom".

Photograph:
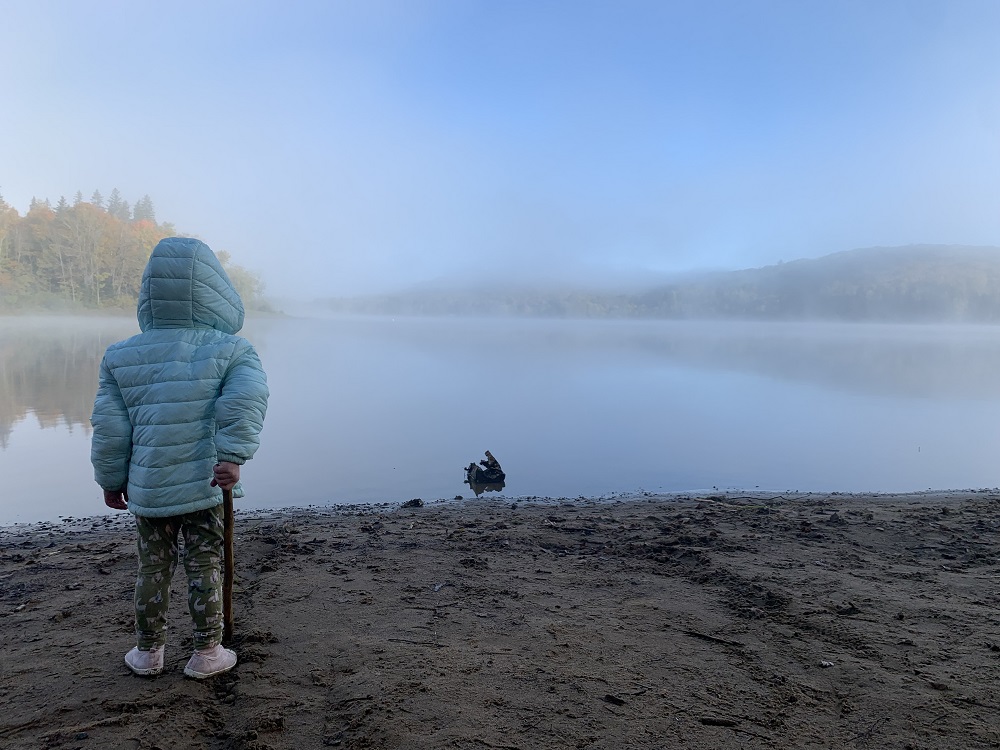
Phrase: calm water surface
[{"left": 2, "top": 315, "right": 999, "bottom": 524}]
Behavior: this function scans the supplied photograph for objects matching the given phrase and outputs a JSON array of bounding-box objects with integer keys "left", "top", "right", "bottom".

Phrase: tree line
[
  {"left": 325, "top": 245, "right": 1000, "bottom": 323},
  {"left": 0, "top": 189, "right": 266, "bottom": 311},
  {"left": 634, "top": 245, "right": 1000, "bottom": 322}
]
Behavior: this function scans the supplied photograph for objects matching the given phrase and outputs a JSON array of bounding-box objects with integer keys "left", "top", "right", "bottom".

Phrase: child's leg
[
  {"left": 134, "top": 516, "right": 180, "bottom": 649},
  {"left": 181, "top": 505, "right": 225, "bottom": 650}
]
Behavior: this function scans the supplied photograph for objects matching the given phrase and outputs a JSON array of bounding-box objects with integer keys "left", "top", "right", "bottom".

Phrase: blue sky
[{"left": 2, "top": 0, "right": 999, "bottom": 297}]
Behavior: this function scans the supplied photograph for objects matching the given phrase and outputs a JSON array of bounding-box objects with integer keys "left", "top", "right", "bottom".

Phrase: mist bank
[{"left": 323, "top": 245, "right": 1000, "bottom": 323}]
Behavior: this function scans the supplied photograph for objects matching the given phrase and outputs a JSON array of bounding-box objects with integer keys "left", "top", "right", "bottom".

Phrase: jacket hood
[{"left": 137, "top": 237, "right": 245, "bottom": 334}]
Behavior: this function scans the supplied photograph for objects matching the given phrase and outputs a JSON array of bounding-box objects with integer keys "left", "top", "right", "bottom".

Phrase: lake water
[{"left": 2, "top": 314, "right": 999, "bottom": 524}]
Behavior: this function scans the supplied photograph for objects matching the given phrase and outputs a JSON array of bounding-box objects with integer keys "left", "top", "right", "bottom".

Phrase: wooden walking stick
[{"left": 222, "top": 487, "right": 235, "bottom": 645}]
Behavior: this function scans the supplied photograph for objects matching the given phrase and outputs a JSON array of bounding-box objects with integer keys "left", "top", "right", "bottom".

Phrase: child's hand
[
  {"left": 103, "top": 489, "right": 128, "bottom": 510},
  {"left": 211, "top": 462, "right": 241, "bottom": 491}
]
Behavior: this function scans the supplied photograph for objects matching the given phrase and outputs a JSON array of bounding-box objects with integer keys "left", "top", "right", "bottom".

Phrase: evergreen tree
[
  {"left": 106, "top": 188, "right": 122, "bottom": 215},
  {"left": 73, "top": 191, "right": 83, "bottom": 206},
  {"left": 132, "top": 195, "right": 156, "bottom": 223},
  {"left": 106, "top": 189, "right": 130, "bottom": 221},
  {"left": 90, "top": 190, "right": 104, "bottom": 209}
]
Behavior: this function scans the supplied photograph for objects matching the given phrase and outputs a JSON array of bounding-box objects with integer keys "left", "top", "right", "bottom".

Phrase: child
[{"left": 91, "top": 237, "right": 269, "bottom": 679}]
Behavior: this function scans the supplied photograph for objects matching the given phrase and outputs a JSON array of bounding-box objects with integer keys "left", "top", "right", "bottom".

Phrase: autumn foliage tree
[{"left": 0, "top": 190, "right": 266, "bottom": 311}]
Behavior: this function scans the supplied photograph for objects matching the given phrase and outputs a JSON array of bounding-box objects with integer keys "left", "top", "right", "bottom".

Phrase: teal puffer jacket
[{"left": 91, "top": 237, "right": 269, "bottom": 518}]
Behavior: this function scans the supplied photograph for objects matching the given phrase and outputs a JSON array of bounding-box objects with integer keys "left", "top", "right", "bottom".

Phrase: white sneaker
[
  {"left": 183, "top": 644, "right": 237, "bottom": 679},
  {"left": 125, "top": 646, "right": 164, "bottom": 676}
]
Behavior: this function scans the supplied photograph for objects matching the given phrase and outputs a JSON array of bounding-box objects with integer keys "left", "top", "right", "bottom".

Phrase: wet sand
[{"left": 3, "top": 490, "right": 1000, "bottom": 749}]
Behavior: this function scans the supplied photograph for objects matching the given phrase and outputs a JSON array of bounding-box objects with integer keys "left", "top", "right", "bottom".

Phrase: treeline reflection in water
[
  {"left": 3, "top": 316, "right": 1000, "bottom": 441},
  {"left": 0, "top": 317, "right": 138, "bottom": 448},
  {"left": 298, "top": 316, "right": 1000, "bottom": 400}
]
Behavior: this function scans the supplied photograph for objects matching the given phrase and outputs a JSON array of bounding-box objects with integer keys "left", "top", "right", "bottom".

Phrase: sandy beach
[{"left": 3, "top": 490, "right": 1000, "bottom": 749}]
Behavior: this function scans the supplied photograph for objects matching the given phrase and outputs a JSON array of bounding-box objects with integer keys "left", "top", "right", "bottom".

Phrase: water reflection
[
  {"left": 353, "top": 317, "right": 1000, "bottom": 401},
  {"left": 2, "top": 315, "right": 1000, "bottom": 523},
  {"left": 0, "top": 317, "right": 138, "bottom": 448},
  {"left": 625, "top": 322, "right": 1000, "bottom": 400},
  {"left": 465, "top": 480, "right": 506, "bottom": 497},
  {"left": 2, "top": 317, "right": 999, "bottom": 451}
]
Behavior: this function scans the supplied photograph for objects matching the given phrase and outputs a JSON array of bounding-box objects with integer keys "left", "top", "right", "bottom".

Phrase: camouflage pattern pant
[{"left": 134, "top": 505, "right": 224, "bottom": 650}]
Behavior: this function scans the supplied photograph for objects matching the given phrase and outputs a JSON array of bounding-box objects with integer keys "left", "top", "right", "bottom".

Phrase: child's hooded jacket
[{"left": 90, "top": 237, "right": 269, "bottom": 517}]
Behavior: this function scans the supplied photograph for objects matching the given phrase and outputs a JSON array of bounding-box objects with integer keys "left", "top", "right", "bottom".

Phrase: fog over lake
[{"left": 1, "top": 315, "right": 999, "bottom": 525}]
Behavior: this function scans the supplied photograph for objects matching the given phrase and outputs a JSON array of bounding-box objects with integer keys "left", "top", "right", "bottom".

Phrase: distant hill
[
  {"left": 635, "top": 245, "right": 1000, "bottom": 322},
  {"left": 324, "top": 245, "right": 1000, "bottom": 322}
]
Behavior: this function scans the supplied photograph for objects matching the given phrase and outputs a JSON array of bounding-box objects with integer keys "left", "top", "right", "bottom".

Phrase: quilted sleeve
[
  {"left": 214, "top": 341, "right": 269, "bottom": 464},
  {"left": 90, "top": 354, "right": 133, "bottom": 491}
]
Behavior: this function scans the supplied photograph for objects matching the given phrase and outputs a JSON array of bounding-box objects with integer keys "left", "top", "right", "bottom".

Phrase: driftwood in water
[{"left": 464, "top": 450, "right": 505, "bottom": 485}]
